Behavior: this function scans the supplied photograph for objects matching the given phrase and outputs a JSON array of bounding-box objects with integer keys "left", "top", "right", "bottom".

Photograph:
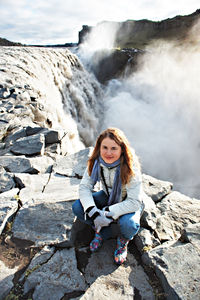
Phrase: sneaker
[
  {"left": 114, "top": 237, "right": 129, "bottom": 265},
  {"left": 90, "top": 231, "right": 103, "bottom": 252}
]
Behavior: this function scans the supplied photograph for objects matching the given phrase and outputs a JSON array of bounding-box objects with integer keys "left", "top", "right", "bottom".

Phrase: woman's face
[{"left": 100, "top": 137, "right": 122, "bottom": 164}]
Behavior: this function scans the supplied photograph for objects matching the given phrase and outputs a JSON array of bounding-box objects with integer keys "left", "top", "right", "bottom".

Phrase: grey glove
[
  {"left": 94, "top": 211, "right": 113, "bottom": 232},
  {"left": 87, "top": 206, "right": 101, "bottom": 220}
]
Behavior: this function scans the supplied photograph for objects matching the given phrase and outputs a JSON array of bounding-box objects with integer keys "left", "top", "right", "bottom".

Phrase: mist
[
  {"left": 79, "top": 21, "right": 200, "bottom": 198},
  {"left": 78, "top": 21, "right": 120, "bottom": 68}
]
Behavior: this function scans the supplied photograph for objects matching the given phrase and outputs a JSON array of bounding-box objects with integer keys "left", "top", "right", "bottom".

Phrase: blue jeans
[{"left": 72, "top": 190, "right": 141, "bottom": 240}]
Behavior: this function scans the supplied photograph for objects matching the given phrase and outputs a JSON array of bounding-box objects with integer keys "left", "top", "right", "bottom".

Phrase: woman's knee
[
  {"left": 72, "top": 199, "right": 84, "bottom": 217},
  {"left": 119, "top": 213, "right": 140, "bottom": 238},
  {"left": 92, "top": 190, "right": 108, "bottom": 208},
  {"left": 120, "top": 217, "right": 139, "bottom": 231}
]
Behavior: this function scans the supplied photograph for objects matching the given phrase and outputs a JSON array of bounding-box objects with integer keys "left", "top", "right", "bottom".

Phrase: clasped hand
[{"left": 94, "top": 210, "right": 113, "bottom": 233}]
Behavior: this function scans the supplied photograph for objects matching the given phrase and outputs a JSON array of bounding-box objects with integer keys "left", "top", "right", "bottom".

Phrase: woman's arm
[{"left": 79, "top": 167, "right": 96, "bottom": 212}]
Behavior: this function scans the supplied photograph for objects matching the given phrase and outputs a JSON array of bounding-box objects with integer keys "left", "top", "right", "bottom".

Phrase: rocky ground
[
  {"left": 0, "top": 139, "right": 199, "bottom": 299},
  {"left": 0, "top": 47, "right": 200, "bottom": 300}
]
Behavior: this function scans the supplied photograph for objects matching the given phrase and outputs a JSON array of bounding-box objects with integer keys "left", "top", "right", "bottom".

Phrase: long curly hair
[{"left": 88, "top": 127, "right": 140, "bottom": 185}]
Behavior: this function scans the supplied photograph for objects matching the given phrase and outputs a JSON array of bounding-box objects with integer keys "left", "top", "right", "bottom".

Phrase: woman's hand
[
  {"left": 86, "top": 206, "right": 114, "bottom": 232},
  {"left": 94, "top": 214, "right": 112, "bottom": 232}
]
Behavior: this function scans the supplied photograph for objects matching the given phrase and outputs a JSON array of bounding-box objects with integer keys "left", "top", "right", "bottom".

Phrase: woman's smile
[{"left": 100, "top": 137, "right": 122, "bottom": 164}]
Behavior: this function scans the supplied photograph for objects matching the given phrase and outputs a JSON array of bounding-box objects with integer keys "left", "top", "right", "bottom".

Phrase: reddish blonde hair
[{"left": 88, "top": 127, "right": 140, "bottom": 185}]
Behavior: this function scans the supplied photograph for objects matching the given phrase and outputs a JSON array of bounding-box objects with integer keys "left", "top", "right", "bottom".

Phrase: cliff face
[
  {"left": 77, "top": 9, "right": 200, "bottom": 84},
  {"left": 79, "top": 9, "right": 200, "bottom": 48}
]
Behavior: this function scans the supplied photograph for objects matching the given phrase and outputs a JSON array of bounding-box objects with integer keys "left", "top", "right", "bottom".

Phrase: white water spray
[
  {"left": 79, "top": 21, "right": 200, "bottom": 198},
  {"left": 102, "top": 43, "right": 200, "bottom": 197},
  {"left": 78, "top": 21, "right": 120, "bottom": 70}
]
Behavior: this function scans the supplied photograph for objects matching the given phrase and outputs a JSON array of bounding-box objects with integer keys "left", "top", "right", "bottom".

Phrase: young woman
[{"left": 72, "top": 127, "right": 144, "bottom": 265}]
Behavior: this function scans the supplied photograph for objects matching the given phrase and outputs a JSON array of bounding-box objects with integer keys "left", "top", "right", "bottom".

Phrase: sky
[{"left": 0, "top": 0, "right": 199, "bottom": 45}]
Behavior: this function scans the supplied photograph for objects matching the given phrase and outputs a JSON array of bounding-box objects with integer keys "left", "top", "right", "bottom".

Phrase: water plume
[
  {"left": 102, "top": 39, "right": 200, "bottom": 198},
  {"left": 78, "top": 21, "right": 120, "bottom": 68}
]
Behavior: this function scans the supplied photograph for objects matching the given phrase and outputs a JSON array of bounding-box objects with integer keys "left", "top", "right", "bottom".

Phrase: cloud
[{"left": 0, "top": 0, "right": 199, "bottom": 44}]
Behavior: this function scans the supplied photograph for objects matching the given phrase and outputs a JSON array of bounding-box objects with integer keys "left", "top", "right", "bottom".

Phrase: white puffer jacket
[{"left": 79, "top": 161, "right": 144, "bottom": 220}]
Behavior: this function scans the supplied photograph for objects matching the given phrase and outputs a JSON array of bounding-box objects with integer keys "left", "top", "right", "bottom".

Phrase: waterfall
[
  {"left": 101, "top": 43, "right": 200, "bottom": 198},
  {"left": 76, "top": 21, "right": 200, "bottom": 198},
  {"left": 0, "top": 46, "right": 103, "bottom": 151},
  {"left": 1, "top": 42, "right": 199, "bottom": 198}
]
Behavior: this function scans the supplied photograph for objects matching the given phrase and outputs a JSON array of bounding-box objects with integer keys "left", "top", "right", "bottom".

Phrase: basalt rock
[
  {"left": 0, "top": 145, "right": 199, "bottom": 300},
  {"left": 88, "top": 48, "right": 143, "bottom": 84},
  {"left": 78, "top": 10, "right": 200, "bottom": 84},
  {"left": 0, "top": 46, "right": 200, "bottom": 300},
  {"left": 0, "top": 166, "right": 15, "bottom": 193},
  {"left": 23, "top": 248, "right": 87, "bottom": 300}
]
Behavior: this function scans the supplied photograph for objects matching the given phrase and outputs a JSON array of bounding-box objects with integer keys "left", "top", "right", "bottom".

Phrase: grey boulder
[
  {"left": 23, "top": 248, "right": 87, "bottom": 300},
  {"left": 10, "top": 133, "right": 45, "bottom": 155}
]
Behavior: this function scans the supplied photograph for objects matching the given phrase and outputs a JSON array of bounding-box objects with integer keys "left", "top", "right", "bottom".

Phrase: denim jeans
[{"left": 72, "top": 190, "right": 141, "bottom": 240}]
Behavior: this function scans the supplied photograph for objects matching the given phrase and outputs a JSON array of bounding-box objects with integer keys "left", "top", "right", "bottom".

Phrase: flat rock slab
[
  {"left": 3, "top": 127, "right": 26, "bottom": 144},
  {"left": 0, "top": 188, "right": 19, "bottom": 198},
  {"left": 16, "top": 173, "right": 50, "bottom": 205},
  {"left": 14, "top": 173, "right": 50, "bottom": 192},
  {"left": 23, "top": 248, "right": 87, "bottom": 300},
  {"left": 83, "top": 240, "right": 155, "bottom": 300},
  {"left": 135, "top": 227, "right": 161, "bottom": 253},
  {"left": 18, "top": 174, "right": 80, "bottom": 204},
  {"left": 53, "top": 147, "right": 93, "bottom": 177},
  {"left": 26, "top": 126, "right": 63, "bottom": 144},
  {"left": 181, "top": 222, "right": 200, "bottom": 249},
  {"left": 12, "top": 174, "right": 80, "bottom": 246},
  {"left": 10, "top": 133, "right": 45, "bottom": 156},
  {"left": 20, "top": 246, "right": 55, "bottom": 281},
  {"left": 0, "top": 156, "right": 37, "bottom": 173},
  {"left": 25, "top": 156, "right": 54, "bottom": 173},
  {"left": 0, "top": 155, "right": 54, "bottom": 173},
  {"left": 0, "top": 260, "right": 18, "bottom": 299},
  {"left": 142, "top": 174, "right": 173, "bottom": 203},
  {"left": 43, "top": 174, "right": 80, "bottom": 201},
  {"left": 155, "top": 191, "right": 200, "bottom": 241},
  {"left": 0, "top": 196, "right": 18, "bottom": 234},
  {"left": 140, "top": 192, "right": 161, "bottom": 231},
  {"left": 12, "top": 199, "right": 75, "bottom": 247},
  {"left": 0, "top": 166, "right": 15, "bottom": 193},
  {"left": 142, "top": 241, "right": 200, "bottom": 300}
]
